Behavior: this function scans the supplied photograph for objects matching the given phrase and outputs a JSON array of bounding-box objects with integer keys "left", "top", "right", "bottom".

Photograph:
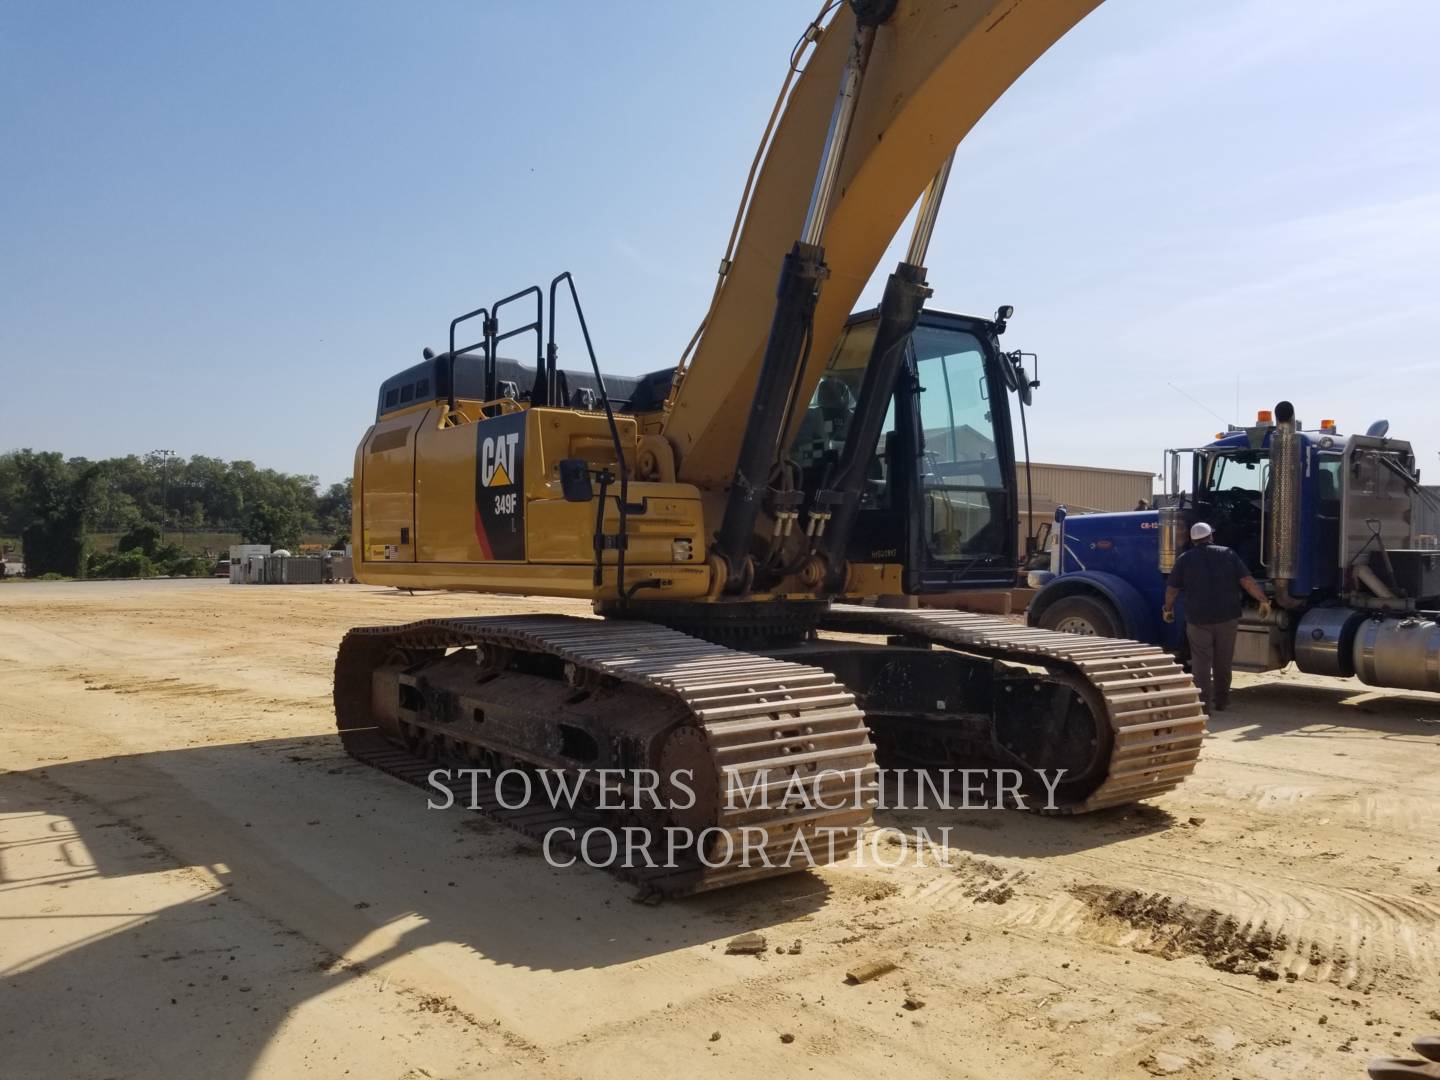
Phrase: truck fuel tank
[
  {"left": 1352, "top": 614, "right": 1440, "bottom": 692},
  {"left": 1294, "top": 607, "right": 1364, "bottom": 679}
]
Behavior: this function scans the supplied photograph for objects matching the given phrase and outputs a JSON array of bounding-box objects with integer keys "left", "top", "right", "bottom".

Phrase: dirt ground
[{"left": 2, "top": 579, "right": 1437, "bottom": 1079}]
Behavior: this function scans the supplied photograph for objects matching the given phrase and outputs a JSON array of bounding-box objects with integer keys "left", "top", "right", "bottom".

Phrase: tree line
[{"left": 0, "top": 450, "right": 351, "bottom": 578}]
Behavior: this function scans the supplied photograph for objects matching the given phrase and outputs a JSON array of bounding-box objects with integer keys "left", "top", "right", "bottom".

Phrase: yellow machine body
[{"left": 355, "top": 399, "right": 712, "bottom": 600}]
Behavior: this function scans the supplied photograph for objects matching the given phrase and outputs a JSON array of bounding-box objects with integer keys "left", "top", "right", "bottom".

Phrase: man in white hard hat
[{"left": 1162, "top": 522, "right": 1271, "bottom": 711}]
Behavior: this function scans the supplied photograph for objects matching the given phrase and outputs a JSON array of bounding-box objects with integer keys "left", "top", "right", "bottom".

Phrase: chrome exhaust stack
[
  {"left": 1157, "top": 505, "right": 1188, "bottom": 574},
  {"left": 1266, "top": 400, "right": 1303, "bottom": 609}
]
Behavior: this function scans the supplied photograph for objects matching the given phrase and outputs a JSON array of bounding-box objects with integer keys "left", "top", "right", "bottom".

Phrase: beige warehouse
[
  {"left": 922, "top": 461, "right": 1156, "bottom": 614},
  {"left": 1016, "top": 461, "right": 1156, "bottom": 553}
]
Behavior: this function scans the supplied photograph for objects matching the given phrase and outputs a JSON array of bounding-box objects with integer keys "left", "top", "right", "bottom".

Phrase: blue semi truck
[{"left": 1026, "top": 401, "right": 1440, "bottom": 693}]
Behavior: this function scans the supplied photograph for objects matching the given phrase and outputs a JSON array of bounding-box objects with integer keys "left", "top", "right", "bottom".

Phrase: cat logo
[
  {"left": 474, "top": 414, "right": 525, "bottom": 561},
  {"left": 480, "top": 432, "right": 520, "bottom": 488}
]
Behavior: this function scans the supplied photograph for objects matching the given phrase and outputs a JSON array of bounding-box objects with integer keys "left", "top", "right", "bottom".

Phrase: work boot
[
  {"left": 1213, "top": 699, "right": 1229, "bottom": 712},
  {"left": 1368, "top": 1037, "right": 1440, "bottom": 1079},
  {"left": 1367, "top": 1059, "right": 1440, "bottom": 1079}
]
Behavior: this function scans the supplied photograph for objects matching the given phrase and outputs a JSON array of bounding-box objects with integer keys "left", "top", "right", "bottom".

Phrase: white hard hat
[{"left": 1190, "top": 522, "right": 1214, "bottom": 541}]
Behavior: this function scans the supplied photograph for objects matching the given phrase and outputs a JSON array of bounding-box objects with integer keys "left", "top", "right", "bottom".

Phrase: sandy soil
[{"left": 1, "top": 579, "right": 1437, "bottom": 1079}]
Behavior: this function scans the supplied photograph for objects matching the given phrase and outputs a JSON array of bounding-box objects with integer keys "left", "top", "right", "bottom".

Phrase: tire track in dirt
[
  {"left": 1192, "top": 775, "right": 1440, "bottom": 830},
  {"left": 894, "top": 839, "right": 1440, "bottom": 993},
  {"left": 64, "top": 669, "right": 329, "bottom": 713},
  {"left": 906, "top": 852, "right": 1033, "bottom": 911},
  {"left": 1035, "top": 874, "right": 1437, "bottom": 990}
]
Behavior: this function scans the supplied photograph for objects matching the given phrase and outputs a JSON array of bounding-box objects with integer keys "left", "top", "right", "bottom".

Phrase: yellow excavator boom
[{"left": 665, "top": 0, "right": 1101, "bottom": 488}]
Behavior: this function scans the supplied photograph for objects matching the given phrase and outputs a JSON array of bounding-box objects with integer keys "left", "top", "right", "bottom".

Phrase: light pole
[{"left": 151, "top": 449, "right": 176, "bottom": 544}]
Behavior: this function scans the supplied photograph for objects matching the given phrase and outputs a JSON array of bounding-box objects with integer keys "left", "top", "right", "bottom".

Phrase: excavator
[{"left": 334, "top": 0, "right": 1204, "bottom": 896}]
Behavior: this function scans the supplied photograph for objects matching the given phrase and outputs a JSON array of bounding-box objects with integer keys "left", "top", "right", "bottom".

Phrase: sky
[{"left": 2, "top": 0, "right": 1438, "bottom": 487}]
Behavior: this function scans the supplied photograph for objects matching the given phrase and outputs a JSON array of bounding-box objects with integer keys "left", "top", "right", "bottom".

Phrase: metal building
[
  {"left": 916, "top": 460, "right": 1156, "bottom": 615},
  {"left": 1016, "top": 461, "right": 1156, "bottom": 552}
]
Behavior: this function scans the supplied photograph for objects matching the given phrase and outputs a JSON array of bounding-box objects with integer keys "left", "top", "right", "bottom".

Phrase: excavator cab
[{"left": 793, "top": 307, "right": 1019, "bottom": 593}]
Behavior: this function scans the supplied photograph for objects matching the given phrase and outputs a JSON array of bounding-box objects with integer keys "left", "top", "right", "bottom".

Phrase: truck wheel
[{"left": 1038, "top": 595, "right": 1121, "bottom": 638}]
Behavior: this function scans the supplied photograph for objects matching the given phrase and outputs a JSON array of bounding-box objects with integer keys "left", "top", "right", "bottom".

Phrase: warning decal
[{"left": 473, "top": 412, "right": 526, "bottom": 561}]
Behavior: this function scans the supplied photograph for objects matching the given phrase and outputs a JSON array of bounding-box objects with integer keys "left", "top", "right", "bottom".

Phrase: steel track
[
  {"left": 335, "top": 615, "right": 879, "bottom": 896},
  {"left": 821, "top": 605, "right": 1206, "bottom": 812}
]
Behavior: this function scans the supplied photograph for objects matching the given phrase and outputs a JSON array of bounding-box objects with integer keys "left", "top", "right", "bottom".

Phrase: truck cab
[
  {"left": 1026, "top": 406, "right": 1440, "bottom": 693},
  {"left": 1175, "top": 419, "right": 1343, "bottom": 600}
]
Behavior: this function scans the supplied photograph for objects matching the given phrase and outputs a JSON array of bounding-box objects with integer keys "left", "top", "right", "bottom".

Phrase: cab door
[
  {"left": 891, "top": 317, "right": 1018, "bottom": 592},
  {"left": 795, "top": 311, "right": 1019, "bottom": 594}
]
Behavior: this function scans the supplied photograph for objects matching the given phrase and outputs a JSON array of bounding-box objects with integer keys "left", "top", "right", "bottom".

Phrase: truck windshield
[{"left": 1202, "top": 450, "right": 1266, "bottom": 495}]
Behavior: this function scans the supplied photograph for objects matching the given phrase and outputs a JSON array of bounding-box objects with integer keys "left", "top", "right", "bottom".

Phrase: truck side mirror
[{"left": 558, "top": 459, "right": 594, "bottom": 503}]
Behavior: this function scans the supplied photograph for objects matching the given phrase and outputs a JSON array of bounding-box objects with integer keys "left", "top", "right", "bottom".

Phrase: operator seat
[{"left": 794, "top": 376, "right": 857, "bottom": 468}]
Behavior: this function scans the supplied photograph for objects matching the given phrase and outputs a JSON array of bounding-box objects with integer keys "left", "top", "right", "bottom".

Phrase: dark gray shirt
[{"left": 1167, "top": 543, "right": 1251, "bottom": 625}]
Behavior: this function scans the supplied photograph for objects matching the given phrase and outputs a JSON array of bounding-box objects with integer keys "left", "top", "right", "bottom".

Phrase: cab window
[
  {"left": 1318, "top": 454, "right": 1342, "bottom": 511},
  {"left": 793, "top": 323, "right": 895, "bottom": 510},
  {"left": 912, "top": 325, "right": 1007, "bottom": 559}
]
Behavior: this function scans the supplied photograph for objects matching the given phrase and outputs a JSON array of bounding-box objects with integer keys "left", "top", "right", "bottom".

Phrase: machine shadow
[
  {"left": 1, "top": 735, "right": 828, "bottom": 963},
  {"left": 1, "top": 737, "right": 833, "bottom": 1076},
  {"left": 869, "top": 775, "right": 1178, "bottom": 862},
  {"left": 0, "top": 871, "right": 371, "bottom": 1079},
  {"left": 1214, "top": 679, "right": 1440, "bottom": 740}
]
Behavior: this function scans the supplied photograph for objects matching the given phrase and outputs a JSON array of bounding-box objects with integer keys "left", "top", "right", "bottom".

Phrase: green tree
[
  {"left": 118, "top": 523, "right": 162, "bottom": 557},
  {"left": 242, "top": 502, "right": 302, "bottom": 550},
  {"left": 316, "top": 478, "right": 353, "bottom": 536},
  {"left": 92, "top": 455, "right": 154, "bottom": 530},
  {"left": 88, "top": 549, "right": 156, "bottom": 579},
  {"left": 13, "top": 452, "right": 98, "bottom": 577},
  {"left": 0, "top": 454, "right": 23, "bottom": 536},
  {"left": 0, "top": 448, "right": 347, "bottom": 554}
]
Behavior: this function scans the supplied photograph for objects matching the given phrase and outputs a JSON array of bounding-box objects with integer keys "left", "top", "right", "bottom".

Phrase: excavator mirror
[
  {"left": 1001, "top": 356, "right": 1020, "bottom": 392},
  {"left": 558, "top": 459, "right": 595, "bottom": 503},
  {"left": 1002, "top": 351, "right": 1033, "bottom": 406}
]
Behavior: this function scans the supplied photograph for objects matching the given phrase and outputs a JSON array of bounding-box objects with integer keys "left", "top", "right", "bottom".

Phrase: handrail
[
  {"left": 441, "top": 275, "right": 643, "bottom": 599},
  {"left": 549, "top": 271, "right": 633, "bottom": 602},
  {"left": 447, "top": 305, "right": 490, "bottom": 417},
  {"left": 486, "top": 286, "right": 543, "bottom": 410}
]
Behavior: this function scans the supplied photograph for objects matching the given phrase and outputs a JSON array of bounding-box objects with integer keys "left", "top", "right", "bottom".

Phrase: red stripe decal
[{"left": 473, "top": 506, "right": 494, "bottom": 560}]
